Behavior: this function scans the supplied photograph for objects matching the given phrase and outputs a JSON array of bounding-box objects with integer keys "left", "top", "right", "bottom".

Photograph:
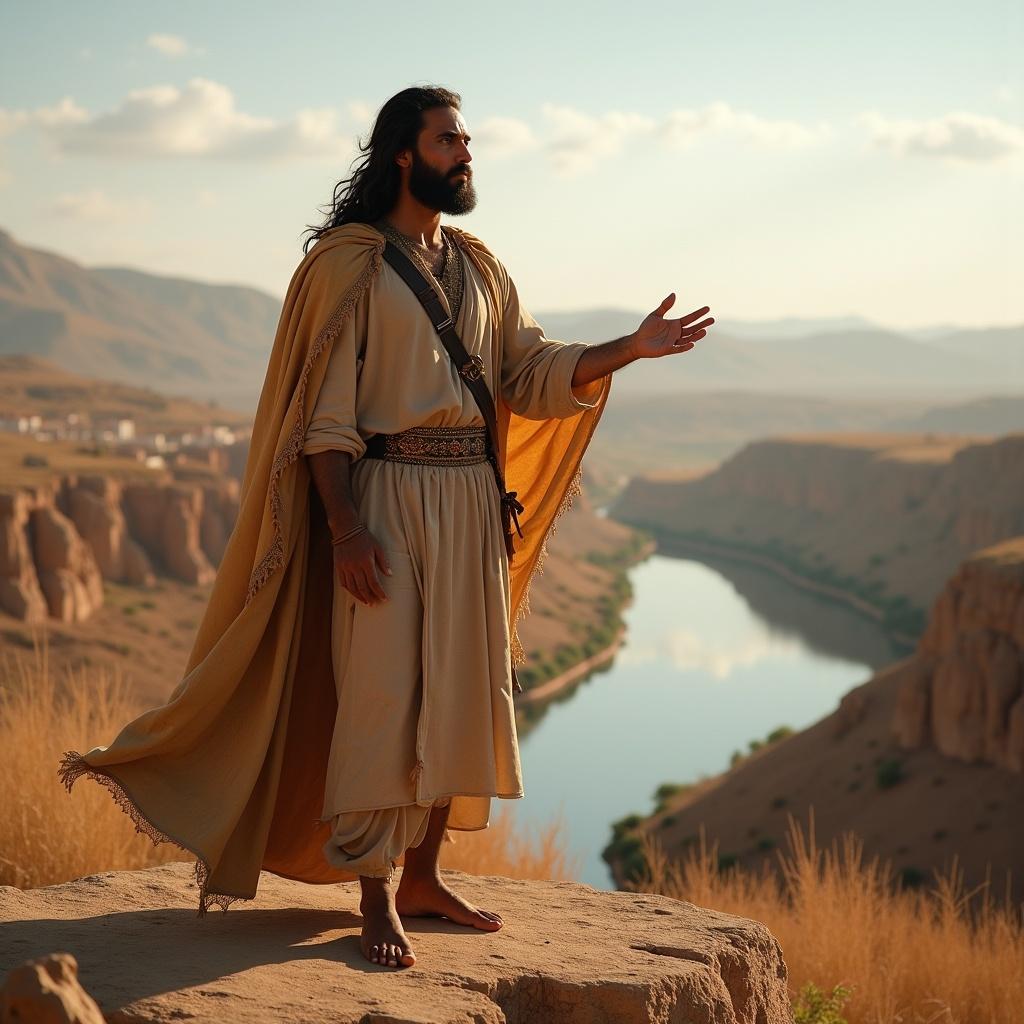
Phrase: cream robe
[{"left": 301, "top": 240, "right": 602, "bottom": 876}]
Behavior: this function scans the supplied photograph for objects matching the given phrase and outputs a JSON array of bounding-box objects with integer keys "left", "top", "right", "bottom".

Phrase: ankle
[{"left": 398, "top": 865, "right": 443, "bottom": 888}]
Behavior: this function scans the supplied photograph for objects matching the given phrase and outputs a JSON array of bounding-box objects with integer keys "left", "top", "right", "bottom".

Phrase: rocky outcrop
[
  {"left": 611, "top": 433, "right": 1024, "bottom": 639},
  {"left": 0, "top": 952, "right": 104, "bottom": 1024},
  {"left": 893, "top": 537, "right": 1024, "bottom": 772},
  {"left": 0, "top": 490, "right": 48, "bottom": 623},
  {"left": 0, "top": 861, "right": 791, "bottom": 1024},
  {"left": 121, "top": 483, "right": 216, "bottom": 586},
  {"left": 30, "top": 504, "right": 104, "bottom": 622},
  {"left": 63, "top": 476, "right": 154, "bottom": 587},
  {"left": 0, "top": 472, "right": 240, "bottom": 623}
]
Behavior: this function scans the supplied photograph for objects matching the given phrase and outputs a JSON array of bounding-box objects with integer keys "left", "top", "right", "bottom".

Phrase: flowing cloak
[{"left": 58, "top": 222, "right": 612, "bottom": 913}]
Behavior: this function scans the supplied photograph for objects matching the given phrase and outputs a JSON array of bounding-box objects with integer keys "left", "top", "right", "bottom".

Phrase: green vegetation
[
  {"left": 519, "top": 534, "right": 647, "bottom": 695},
  {"left": 792, "top": 982, "right": 853, "bottom": 1024},
  {"left": 875, "top": 758, "right": 905, "bottom": 789},
  {"left": 731, "top": 723, "right": 794, "bottom": 768}
]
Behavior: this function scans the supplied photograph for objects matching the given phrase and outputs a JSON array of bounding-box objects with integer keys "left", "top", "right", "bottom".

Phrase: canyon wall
[
  {"left": 611, "top": 432, "right": 1024, "bottom": 637},
  {"left": 893, "top": 536, "right": 1024, "bottom": 772},
  {"left": 0, "top": 472, "right": 239, "bottom": 624}
]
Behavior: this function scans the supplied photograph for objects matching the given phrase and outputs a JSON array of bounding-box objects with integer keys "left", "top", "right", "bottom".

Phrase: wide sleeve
[
  {"left": 499, "top": 268, "right": 605, "bottom": 420},
  {"left": 301, "top": 303, "right": 366, "bottom": 460}
]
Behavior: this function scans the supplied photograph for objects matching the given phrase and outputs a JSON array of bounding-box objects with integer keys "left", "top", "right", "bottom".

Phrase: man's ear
[{"left": 395, "top": 147, "right": 412, "bottom": 170}]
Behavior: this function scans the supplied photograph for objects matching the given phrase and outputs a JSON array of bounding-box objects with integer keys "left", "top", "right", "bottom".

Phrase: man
[{"left": 59, "top": 85, "right": 712, "bottom": 971}]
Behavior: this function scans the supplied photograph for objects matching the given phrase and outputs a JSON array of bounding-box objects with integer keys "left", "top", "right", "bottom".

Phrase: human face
[{"left": 406, "top": 106, "right": 476, "bottom": 215}]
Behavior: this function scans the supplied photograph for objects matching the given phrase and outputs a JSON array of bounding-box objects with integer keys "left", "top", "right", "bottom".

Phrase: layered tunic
[{"left": 301, "top": 230, "right": 603, "bottom": 875}]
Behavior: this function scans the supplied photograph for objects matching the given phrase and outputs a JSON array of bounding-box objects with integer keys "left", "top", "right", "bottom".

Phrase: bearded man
[{"left": 59, "top": 84, "right": 713, "bottom": 971}]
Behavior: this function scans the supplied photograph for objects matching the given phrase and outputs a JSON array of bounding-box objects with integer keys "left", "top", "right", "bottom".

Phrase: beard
[{"left": 408, "top": 148, "right": 477, "bottom": 215}]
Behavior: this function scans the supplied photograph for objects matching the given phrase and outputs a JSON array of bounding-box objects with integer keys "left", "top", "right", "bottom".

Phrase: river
[{"left": 505, "top": 543, "right": 912, "bottom": 889}]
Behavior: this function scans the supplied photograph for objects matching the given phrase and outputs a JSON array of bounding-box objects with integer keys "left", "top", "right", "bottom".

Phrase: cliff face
[
  {"left": 0, "top": 861, "right": 791, "bottom": 1024},
  {"left": 611, "top": 433, "right": 1024, "bottom": 636},
  {"left": 0, "top": 473, "right": 239, "bottom": 623},
  {"left": 893, "top": 537, "right": 1024, "bottom": 772}
]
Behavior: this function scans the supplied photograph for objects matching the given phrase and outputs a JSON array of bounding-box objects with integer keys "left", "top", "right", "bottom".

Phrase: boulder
[
  {"left": 0, "top": 952, "right": 104, "bottom": 1024},
  {"left": 0, "top": 862, "right": 791, "bottom": 1024}
]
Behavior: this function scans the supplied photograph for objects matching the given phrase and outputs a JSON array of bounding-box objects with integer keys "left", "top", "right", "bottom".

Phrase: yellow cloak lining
[{"left": 58, "top": 222, "right": 611, "bottom": 913}]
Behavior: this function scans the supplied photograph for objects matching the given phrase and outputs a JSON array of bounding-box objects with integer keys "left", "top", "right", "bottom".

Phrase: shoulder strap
[
  {"left": 381, "top": 238, "right": 526, "bottom": 694},
  {"left": 380, "top": 239, "right": 525, "bottom": 553}
]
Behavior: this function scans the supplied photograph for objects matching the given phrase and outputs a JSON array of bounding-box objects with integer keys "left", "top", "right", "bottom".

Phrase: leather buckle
[{"left": 459, "top": 355, "right": 485, "bottom": 382}]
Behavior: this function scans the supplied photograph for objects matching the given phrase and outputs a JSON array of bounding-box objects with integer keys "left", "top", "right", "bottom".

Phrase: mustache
[{"left": 450, "top": 167, "right": 472, "bottom": 178}]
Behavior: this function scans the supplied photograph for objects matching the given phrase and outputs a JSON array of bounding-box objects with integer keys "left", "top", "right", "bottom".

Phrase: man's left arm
[{"left": 571, "top": 292, "right": 715, "bottom": 388}]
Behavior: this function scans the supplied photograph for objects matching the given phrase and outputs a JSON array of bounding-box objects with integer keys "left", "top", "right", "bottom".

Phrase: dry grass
[
  {"left": 634, "top": 811, "right": 1024, "bottom": 1024},
  {"left": 0, "top": 634, "right": 574, "bottom": 890},
  {"left": 432, "top": 803, "right": 581, "bottom": 881}
]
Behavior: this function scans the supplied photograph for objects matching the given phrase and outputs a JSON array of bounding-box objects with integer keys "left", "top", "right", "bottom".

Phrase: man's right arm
[
  {"left": 306, "top": 449, "right": 391, "bottom": 605},
  {"left": 307, "top": 449, "right": 362, "bottom": 538}
]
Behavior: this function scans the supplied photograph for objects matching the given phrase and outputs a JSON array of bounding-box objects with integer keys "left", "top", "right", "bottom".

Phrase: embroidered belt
[{"left": 362, "top": 425, "right": 491, "bottom": 466}]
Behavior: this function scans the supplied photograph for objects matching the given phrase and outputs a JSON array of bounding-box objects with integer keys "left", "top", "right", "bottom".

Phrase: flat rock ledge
[{"left": 1, "top": 861, "right": 791, "bottom": 1024}]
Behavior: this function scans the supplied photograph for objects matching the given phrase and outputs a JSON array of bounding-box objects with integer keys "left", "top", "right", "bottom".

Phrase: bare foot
[
  {"left": 359, "top": 877, "right": 416, "bottom": 968},
  {"left": 395, "top": 872, "right": 503, "bottom": 931}
]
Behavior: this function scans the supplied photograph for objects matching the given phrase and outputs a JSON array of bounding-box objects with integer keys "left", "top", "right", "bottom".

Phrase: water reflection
[{"left": 507, "top": 550, "right": 905, "bottom": 889}]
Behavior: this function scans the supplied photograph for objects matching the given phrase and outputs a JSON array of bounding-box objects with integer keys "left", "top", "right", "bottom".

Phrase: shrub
[
  {"left": 875, "top": 759, "right": 905, "bottom": 789},
  {"left": 792, "top": 982, "right": 853, "bottom": 1024}
]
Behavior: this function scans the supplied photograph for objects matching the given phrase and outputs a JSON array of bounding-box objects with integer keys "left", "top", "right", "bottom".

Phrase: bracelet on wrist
[{"left": 331, "top": 522, "right": 367, "bottom": 546}]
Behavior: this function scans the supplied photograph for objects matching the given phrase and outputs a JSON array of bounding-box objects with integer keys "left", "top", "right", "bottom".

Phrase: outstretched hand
[{"left": 630, "top": 294, "right": 714, "bottom": 359}]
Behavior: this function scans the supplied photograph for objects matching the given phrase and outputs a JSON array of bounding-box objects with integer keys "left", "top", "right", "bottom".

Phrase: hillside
[
  {"left": 610, "top": 432, "right": 1024, "bottom": 640},
  {"left": 0, "top": 353, "right": 251, "bottom": 432},
  {"left": 0, "top": 228, "right": 277, "bottom": 412},
  {"left": 2, "top": 228, "right": 1022, "bottom": 427},
  {"left": 606, "top": 538, "right": 1024, "bottom": 898}
]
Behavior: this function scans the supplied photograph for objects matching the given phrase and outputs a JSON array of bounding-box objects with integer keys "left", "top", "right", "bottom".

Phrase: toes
[
  {"left": 386, "top": 944, "right": 399, "bottom": 967},
  {"left": 400, "top": 946, "right": 416, "bottom": 966}
]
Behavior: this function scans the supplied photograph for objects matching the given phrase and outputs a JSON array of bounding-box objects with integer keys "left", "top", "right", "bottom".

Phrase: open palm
[{"left": 631, "top": 293, "right": 714, "bottom": 359}]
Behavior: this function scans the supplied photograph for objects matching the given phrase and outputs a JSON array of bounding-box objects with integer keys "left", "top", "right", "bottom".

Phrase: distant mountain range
[{"left": 1, "top": 227, "right": 1020, "bottom": 414}]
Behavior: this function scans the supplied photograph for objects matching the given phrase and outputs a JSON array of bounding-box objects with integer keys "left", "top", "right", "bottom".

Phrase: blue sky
[{"left": 1, "top": 0, "right": 1021, "bottom": 330}]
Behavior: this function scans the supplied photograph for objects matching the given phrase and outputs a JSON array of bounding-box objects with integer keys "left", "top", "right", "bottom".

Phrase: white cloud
[
  {"left": 36, "top": 78, "right": 353, "bottom": 161},
  {"left": 472, "top": 116, "right": 538, "bottom": 160},
  {"left": 47, "top": 189, "right": 154, "bottom": 223},
  {"left": 542, "top": 104, "right": 656, "bottom": 176},
  {"left": 346, "top": 100, "right": 375, "bottom": 126},
  {"left": 0, "top": 97, "right": 88, "bottom": 138},
  {"left": 661, "top": 101, "right": 831, "bottom": 150},
  {"left": 146, "top": 33, "right": 190, "bottom": 58},
  {"left": 474, "top": 101, "right": 832, "bottom": 176},
  {"left": 857, "top": 109, "right": 1024, "bottom": 162}
]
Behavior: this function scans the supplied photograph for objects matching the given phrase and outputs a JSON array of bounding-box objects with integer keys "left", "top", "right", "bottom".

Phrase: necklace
[{"left": 376, "top": 219, "right": 464, "bottom": 324}]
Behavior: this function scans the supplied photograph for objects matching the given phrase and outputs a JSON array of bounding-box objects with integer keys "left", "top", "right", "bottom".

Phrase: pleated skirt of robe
[{"left": 318, "top": 451, "right": 524, "bottom": 878}]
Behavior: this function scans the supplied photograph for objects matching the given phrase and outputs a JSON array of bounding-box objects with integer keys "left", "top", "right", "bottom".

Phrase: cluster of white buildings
[{"left": 0, "top": 412, "right": 243, "bottom": 470}]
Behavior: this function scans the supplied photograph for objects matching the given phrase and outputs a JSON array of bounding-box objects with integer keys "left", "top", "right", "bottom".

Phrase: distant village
[{"left": 0, "top": 410, "right": 247, "bottom": 474}]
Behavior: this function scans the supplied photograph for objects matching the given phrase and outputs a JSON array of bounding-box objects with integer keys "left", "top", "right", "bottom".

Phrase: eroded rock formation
[
  {"left": 893, "top": 537, "right": 1024, "bottom": 772},
  {"left": 0, "top": 471, "right": 240, "bottom": 624}
]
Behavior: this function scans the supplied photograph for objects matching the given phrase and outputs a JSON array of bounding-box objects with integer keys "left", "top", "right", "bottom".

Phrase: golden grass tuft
[
  {"left": 431, "top": 803, "right": 581, "bottom": 881},
  {"left": 634, "top": 810, "right": 1024, "bottom": 1024},
  {"left": 1, "top": 631, "right": 574, "bottom": 890}
]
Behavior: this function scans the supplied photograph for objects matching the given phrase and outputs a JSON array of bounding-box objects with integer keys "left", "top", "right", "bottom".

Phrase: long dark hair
[{"left": 300, "top": 85, "right": 462, "bottom": 254}]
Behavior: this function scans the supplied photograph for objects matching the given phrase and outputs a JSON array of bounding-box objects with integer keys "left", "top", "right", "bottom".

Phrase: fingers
[
  {"left": 364, "top": 565, "right": 387, "bottom": 603},
  {"left": 653, "top": 292, "right": 676, "bottom": 316},
  {"left": 374, "top": 545, "right": 393, "bottom": 578},
  {"left": 678, "top": 307, "right": 713, "bottom": 327}
]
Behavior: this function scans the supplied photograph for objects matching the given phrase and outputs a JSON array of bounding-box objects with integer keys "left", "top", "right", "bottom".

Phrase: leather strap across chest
[{"left": 380, "top": 240, "right": 525, "bottom": 559}]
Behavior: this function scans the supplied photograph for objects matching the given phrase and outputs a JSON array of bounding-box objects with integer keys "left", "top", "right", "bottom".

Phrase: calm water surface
[{"left": 504, "top": 546, "right": 909, "bottom": 889}]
